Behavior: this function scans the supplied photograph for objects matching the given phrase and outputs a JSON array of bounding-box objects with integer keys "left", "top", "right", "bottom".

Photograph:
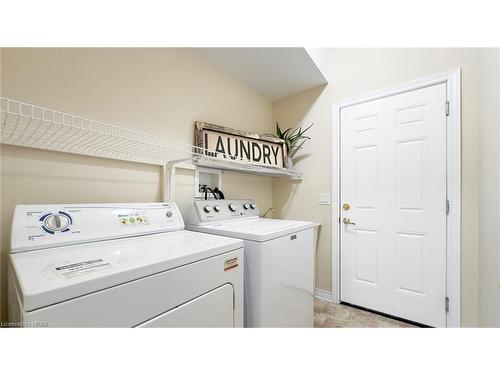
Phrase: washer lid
[
  {"left": 188, "top": 218, "right": 314, "bottom": 242},
  {"left": 10, "top": 230, "right": 243, "bottom": 311}
]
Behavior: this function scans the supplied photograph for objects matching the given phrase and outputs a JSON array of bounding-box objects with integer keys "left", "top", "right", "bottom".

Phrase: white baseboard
[{"left": 314, "top": 288, "right": 333, "bottom": 302}]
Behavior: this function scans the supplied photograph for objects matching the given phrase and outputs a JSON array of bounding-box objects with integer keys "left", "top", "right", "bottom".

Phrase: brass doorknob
[{"left": 343, "top": 217, "right": 356, "bottom": 225}]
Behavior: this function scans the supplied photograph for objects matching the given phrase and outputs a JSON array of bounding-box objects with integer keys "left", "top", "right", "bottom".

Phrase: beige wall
[
  {"left": 478, "top": 49, "right": 500, "bottom": 327},
  {"left": 0, "top": 48, "right": 275, "bottom": 320},
  {"left": 273, "top": 48, "right": 482, "bottom": 327}
]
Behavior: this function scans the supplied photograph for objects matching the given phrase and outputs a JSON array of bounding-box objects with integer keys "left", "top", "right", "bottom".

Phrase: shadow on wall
[{"left": 273, "top": 84, "right": 326, "bottom": 219}]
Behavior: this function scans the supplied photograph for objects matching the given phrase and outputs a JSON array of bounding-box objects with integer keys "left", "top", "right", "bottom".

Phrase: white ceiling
[{"left": 197, "top": 48, "right": 328, "bottom": 101}]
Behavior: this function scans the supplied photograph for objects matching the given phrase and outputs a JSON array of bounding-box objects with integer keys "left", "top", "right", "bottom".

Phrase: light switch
[{"left": 319, "top": 193, "right": 331, "bottom": 206}]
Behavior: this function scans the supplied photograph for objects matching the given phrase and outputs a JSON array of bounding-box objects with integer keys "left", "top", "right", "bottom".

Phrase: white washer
[
  {"left": 186, "top": 199, "right": 314, "bottom": 327},
  {"left": 8, "top": 202, "right": 244, "bottom": 327}
]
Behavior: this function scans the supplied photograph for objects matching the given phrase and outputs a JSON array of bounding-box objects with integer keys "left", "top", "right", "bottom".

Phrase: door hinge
[
  {"left": 445, "top": 101, "right": 450, "bottom": 116},
  {"left": 445, "top": 296, "right": 450, "bottom": 313},
  {"left": 446, "top": 199, "right": 450, "bottom": 215}
]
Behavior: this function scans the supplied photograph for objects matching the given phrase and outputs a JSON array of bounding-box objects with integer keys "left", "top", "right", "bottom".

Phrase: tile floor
[{"left": 314, "top": 298, "right": 417, "bottom": 328}]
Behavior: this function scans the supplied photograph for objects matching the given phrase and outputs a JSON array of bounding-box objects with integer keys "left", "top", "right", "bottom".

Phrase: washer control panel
[
  {"left": 11, "top": 202, "right": 184, "bottom": 253},
  {"left": 192, "top": 199, "right": 260, "bottom": 223}
]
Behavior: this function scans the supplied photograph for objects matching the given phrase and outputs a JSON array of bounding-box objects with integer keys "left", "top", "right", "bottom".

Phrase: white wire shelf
[
  {"left": 0, "top": 97, "right": 302, "bottom": 180},
  {"left": 195, "top": 156, "right": 303, "bottom": 179}
]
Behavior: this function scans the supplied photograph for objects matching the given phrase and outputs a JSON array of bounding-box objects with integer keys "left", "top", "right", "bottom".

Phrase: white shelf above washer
[
  {"left": 195, "top": 156, "right": 302, "bottom": 179},
  {"left": 0, "top": 97, "right": 303, "bottom": 180}
]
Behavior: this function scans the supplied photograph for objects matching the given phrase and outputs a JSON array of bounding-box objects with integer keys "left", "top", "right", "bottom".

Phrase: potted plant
[{"left": 275, "top": 122, "right": 314, "bottom": 169}]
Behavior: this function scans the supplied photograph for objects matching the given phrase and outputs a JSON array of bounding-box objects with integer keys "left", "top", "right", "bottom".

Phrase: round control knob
[
  {"left": 204, "top": 205, "right": 213, "bottom": 213},
  {"left": 166, "top": 211, "right": 173, "bottom": 218},
  {"left": 44, "top": 214, "right": 70, "bottom": 231},
  {"left": 250, "top": 203, "right": 257, "bottom": 209},
  {"left": 243, "top": 203, "right": 250, "bottom": 209},
  {"left": 214, "top": 205, "right": 221, "bottom": 212},
  {"left": 229, "top": 203, "right": 237, "bottom": 212}
]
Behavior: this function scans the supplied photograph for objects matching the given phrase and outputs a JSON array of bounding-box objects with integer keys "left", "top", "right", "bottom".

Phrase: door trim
[{"left": 331, "top": 69, "right": 461, "bottom": 327}]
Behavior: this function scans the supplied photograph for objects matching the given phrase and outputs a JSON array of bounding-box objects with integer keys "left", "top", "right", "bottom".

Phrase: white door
[{"left": 340, "top": 83, "right": 447, "bottom": 327}]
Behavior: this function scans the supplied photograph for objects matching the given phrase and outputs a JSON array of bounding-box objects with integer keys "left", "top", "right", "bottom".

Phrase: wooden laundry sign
[{"left": 194, "top": 121, "right": 288, "bottom": 168}]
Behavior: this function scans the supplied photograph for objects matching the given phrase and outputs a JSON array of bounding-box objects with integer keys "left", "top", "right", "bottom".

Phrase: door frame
[{"left": 331, "top": 69, "right": 461, "bottom": 327}]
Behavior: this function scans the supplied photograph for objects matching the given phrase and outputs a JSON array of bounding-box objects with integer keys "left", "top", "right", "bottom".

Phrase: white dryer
[
  {"left": 8, "top": 202, "right": 244, "bottom": 327},
  {"left": 186, "top": 199, "right": 314, "bottom": 327}
]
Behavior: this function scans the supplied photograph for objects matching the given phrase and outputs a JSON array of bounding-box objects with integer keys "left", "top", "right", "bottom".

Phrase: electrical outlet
[{"left": 319, "top": 193, "right": 331, "bottom": 206}]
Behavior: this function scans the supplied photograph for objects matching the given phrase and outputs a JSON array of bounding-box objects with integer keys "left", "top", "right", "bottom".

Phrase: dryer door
[{"left": 137, "top": 283, "right": 234, "bottom": 327}]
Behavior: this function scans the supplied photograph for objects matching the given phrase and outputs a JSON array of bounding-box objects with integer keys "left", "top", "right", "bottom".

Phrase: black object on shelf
[
  {"left": 201, "top": 185, "right": 219, "bottom": 200},
  {"left": 213, "top": 187, "right": 225, "bottom": 199}
]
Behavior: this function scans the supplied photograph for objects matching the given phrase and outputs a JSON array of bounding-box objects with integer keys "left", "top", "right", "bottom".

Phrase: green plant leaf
[
  {"left": 288, "top": 134, "right": 310, "bottom": 145},
  {"left": 301, "top": 123, "right": 314, "bottom": 134},
  {"left": 283, "top": 128, "right": 293, "bottom": 137},
  {"left": 276, "top": 122, "right": 282, "bottom": 138},
  {"left": 276, "top": 122, "right": 314, "bottom": 157},
  {"left": 289, "top": 126, "right": 300, "bottom": 137}
]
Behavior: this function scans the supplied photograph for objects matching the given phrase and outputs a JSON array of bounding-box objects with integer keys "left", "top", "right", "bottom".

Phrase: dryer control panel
[
  {"left": 11, "top": 202, "right": 184, "bottom": 253},
  {"left": 189, "top": 199, "right": 260, "bottom": 224}
]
